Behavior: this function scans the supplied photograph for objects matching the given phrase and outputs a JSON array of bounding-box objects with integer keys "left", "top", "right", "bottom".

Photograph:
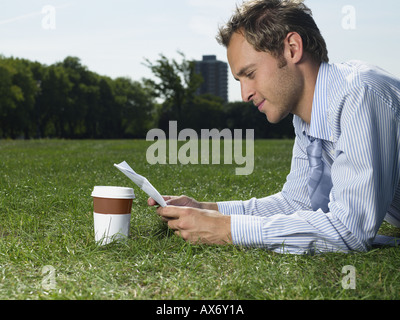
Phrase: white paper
[{"left": 114, "top": 161, "right": 167, "bottom": 207}]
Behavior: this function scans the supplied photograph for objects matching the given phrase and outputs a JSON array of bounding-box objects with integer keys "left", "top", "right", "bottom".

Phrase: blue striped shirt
[{"left": 218, "top": 61, "right": 400, "bottom": 254}]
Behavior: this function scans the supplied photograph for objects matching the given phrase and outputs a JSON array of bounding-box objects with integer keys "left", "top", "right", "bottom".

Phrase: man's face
[{"left": 227, "top": 32, "right": 303, "bottom": 124}]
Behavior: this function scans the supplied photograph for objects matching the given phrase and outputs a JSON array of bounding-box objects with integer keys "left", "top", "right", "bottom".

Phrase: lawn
[{"left": 0, "top": 139, "right": 399, "bottom": 301}]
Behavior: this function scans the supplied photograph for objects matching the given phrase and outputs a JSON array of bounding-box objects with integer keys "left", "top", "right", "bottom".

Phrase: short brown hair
[{"left": 216, "top": 0, "right": 329, "bottom": 63}]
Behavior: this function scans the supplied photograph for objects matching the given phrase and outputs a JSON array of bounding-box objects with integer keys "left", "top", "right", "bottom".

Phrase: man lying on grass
[{"left": 149, "top": 0, "right": 400, "bottom": 254}]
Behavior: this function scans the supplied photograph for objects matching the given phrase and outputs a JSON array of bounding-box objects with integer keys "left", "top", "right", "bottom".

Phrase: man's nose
[{"left": 241, "top": 81, "right": 255, "bottom": 103}]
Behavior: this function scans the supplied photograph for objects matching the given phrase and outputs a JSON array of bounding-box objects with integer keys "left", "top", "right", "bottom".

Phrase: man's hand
[
  {"left": 147, "top": 195, "right": 202, "bottom": 209},
  {"left": 156, "top": 206, "right": 232, "bottom": 245},
  {"left": 147, "top": 195, "right": 218, "bottom": 211}
]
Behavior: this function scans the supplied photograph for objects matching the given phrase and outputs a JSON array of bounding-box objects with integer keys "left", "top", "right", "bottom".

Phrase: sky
[{"left": 1, "top": 0, "right": 400, "bottom": 102}]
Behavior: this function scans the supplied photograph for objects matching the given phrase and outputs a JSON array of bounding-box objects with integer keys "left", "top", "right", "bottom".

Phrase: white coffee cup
[{"left": 91, "top": 186, "right": 135, "bottom": 245}]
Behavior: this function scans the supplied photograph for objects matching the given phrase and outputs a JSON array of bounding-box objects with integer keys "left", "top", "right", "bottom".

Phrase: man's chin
[
  {"left": 264, "top": 113, "right": 280, "bottom": 124},
  {"left": 265, "top": 112, "right": 289, "bottom": 125}
]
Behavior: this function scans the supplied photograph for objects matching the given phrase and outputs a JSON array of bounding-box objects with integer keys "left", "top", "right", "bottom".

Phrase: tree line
[{"left": 0, "top": 54, "right": 295, "bottom": 140}]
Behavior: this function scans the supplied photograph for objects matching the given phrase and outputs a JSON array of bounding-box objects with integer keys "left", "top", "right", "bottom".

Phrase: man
[{"left": 148, "top": 0, "right": 400, "bottom": 254}]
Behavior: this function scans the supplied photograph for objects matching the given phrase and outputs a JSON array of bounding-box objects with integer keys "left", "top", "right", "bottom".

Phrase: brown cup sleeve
[{"left": 93, "top": 197, "right": 133, "bottom": 215}]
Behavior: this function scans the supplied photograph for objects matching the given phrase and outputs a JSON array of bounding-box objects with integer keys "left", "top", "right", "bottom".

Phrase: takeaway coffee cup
[{"left": 91, "top": 186, "right": 135, "bottom": 245}]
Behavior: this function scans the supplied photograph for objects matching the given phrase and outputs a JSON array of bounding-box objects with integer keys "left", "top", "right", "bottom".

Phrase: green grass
[{"left": 0, "top": 139, "right": 399, "bottom": 300}]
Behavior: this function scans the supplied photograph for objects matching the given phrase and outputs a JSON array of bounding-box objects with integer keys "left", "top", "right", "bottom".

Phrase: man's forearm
[{"left": 200, "top": 202, "right": 219, "bottom": 211}]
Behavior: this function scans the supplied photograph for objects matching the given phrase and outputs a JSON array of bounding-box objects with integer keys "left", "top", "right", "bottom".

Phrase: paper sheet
[{"left": 114, "top": 161, "right": 167, "bottom": 207}]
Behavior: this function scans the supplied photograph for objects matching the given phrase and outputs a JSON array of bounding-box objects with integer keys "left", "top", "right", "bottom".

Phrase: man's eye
[{"left": 247, "top": 72, "right": 255, "bottom": 79}]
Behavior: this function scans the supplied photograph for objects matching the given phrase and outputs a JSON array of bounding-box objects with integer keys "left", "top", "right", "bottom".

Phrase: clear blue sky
[{"left": 1, "top": 0, "right": 399, "bottom": 102}]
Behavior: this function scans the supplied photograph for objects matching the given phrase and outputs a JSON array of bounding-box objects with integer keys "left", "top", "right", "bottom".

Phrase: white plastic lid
[{"left": 91, "top": 186, "right": 135, "bottom": 199}]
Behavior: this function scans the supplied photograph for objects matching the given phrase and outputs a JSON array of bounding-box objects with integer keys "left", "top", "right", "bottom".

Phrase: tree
[
  {"left": 0, "top": 53, "right": 295, "bottom": 140},
  {"left": 97, "top": 76, "right": 119, "bottom": 138},
  {"left": 57, "top": 57, "right": 91, "bottom": 138},
  {"left": 12, "top": 59, "right": 39, "bottom": 138},
  {"left": 143, "top": 52, "right": 203, "bottom": 131},
  {"left": 35, "top": 64, "right": 73, "bottom": 137},
  {"left": 184, "top": 94, "right": 225, "bottom": 132},
  {"left": 0, "top": 57, "right": 38, "bottom": 139},
  {"left": 114, "top": 77, "right": 158, "bottom": 138},
  {"left": 225, "top": 101, "right": 295, "bottom": 139}
]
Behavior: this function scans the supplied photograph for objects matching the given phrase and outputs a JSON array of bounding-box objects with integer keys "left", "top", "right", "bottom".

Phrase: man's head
[
  {"left": 216, "top": 0, "right": 328, "bottom": 64},
  {"left": 217, "top": 0, "right": 326, "bottom": 124}
]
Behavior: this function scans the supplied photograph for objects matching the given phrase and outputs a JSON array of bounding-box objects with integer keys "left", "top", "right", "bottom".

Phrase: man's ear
[{"left": 284, "top": 32, "right": 304, "bottom": 64}]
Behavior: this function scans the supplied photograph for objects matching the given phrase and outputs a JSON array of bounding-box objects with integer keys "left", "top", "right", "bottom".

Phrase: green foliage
[
  {"left": 0, "top": 53, "right": 295, "bottom": 140},
  {"left": 0, "top": 56, "right": 157, "bottom": 139},
  {"left": 225, "top": 101, "right": 295, "bottom": 139},
  {"left": 143, "top": 52, "right": 294, "bottom": 138},
  {"left": 143, "top": 52, "right": 204, "bottom": 132},
  {"left": 0, "top": 58, "right": 38, "bottom": 138}
]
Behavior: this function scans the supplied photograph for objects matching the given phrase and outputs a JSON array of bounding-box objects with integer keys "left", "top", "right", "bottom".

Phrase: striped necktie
[
  {"left": 306, "top": 137, "right": 333, "bottom": 213},
  {"left": 306, "top": 136, "right": 398, "bottom": 247}
]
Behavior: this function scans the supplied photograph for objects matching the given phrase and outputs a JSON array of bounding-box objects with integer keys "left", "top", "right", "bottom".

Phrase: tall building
[{"left": 194, "top": 55, "right": 228, "bottom": 103}]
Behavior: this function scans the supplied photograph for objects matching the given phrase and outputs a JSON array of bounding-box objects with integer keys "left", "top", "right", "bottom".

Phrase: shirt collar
[{"left": 301, "top": 62, "right": 334, "bottom": 142}]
